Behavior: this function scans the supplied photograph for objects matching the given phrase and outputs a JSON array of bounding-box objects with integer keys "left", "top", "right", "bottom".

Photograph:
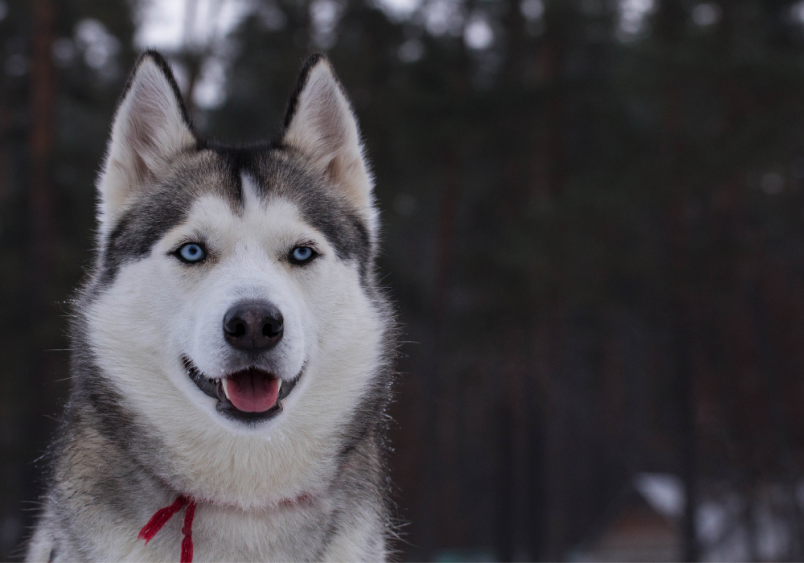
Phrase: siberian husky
[{"left": 25, "top": 51, "right": 395, "bottom": 562}]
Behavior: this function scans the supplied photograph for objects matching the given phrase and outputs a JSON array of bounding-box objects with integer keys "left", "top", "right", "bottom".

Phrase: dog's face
[{"left": 81, "top": 53, "right": 387, "bottom": 506}]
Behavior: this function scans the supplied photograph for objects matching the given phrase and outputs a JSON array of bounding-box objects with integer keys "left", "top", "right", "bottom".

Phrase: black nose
[{"left": 223, "top": 301, "right": 284, "bottom": 352}]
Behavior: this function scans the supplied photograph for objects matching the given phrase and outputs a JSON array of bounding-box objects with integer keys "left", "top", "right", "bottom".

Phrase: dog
[{"left": 25, "top": 51, "right": 395, "bottom": 562}]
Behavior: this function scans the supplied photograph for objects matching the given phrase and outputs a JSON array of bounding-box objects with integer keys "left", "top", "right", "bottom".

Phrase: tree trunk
[
  {"left": 25, "top": 0, "right": 60, "bottom": 545},
  {"left": 30, "top": 0, "right": 57, "bottom": 275}
]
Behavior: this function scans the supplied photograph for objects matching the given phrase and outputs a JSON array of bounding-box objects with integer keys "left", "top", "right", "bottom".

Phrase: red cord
[
  {"left": 180, "top": 500, "right": 196, "bottom": 563},
  {"left": 138, "top": 496, "right": 188, "bottom": 544},
  {"left": 138, "top": 495, "right": 195, "bottom": 563}
]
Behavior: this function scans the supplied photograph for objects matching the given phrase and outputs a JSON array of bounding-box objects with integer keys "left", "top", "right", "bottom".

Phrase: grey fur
[
  {"left": 25, "top": 51, "right": 396, "bottom": 562},
  {"left": 98, "top": 146, "right": 372, "bottom": 289}
]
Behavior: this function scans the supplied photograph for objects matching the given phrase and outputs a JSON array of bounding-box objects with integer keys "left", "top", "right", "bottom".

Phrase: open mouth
[{"left": 182, "top": 357, "right": 300, "bottom": 423}]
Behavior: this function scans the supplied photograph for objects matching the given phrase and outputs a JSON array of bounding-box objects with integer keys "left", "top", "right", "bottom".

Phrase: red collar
[{"left": 138, "top": 493, "right": 311, "bottom": 562}]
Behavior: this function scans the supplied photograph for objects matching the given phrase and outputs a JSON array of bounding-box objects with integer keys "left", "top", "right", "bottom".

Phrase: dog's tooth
[{"left": 222, "top": 378, "right": 231, "bottom": 400}]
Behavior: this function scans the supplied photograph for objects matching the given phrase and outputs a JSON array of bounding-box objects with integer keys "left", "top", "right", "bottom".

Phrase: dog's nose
[{"left": 223, "top": 301, "right": 284, "bottom": 352}]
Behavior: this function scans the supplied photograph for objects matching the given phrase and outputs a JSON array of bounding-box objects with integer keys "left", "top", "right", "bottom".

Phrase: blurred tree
[{"left": 0, "top": 0, "right": 134, "bottom": 557}]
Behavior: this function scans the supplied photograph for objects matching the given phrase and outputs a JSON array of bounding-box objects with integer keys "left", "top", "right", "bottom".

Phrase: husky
[{"left": 25, "top": 51, "right": 395, "bottom": 562}]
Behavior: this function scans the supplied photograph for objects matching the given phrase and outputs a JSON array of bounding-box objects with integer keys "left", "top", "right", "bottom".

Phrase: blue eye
[
  {"left": 176, "top": 243, "right": 206, "bottom": 263},
  {"left": 290, "top": 246, "right": 316, "bottom": 264}
]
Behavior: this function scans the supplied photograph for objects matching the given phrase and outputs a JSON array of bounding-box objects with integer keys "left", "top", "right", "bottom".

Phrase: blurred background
[{"left": 3, "top": 0, "right": 804, "bottom": 560}]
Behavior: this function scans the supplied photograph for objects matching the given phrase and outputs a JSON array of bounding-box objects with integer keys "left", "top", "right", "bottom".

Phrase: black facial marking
[
  {"left": 100, "top": 192, "right": 188, "bottom": 285},
  {"left": 97, "top": 146, "right": 373, "bottom": 289},
  {"left": 249, "top": 149, "right": 373, "bottom": 273}
]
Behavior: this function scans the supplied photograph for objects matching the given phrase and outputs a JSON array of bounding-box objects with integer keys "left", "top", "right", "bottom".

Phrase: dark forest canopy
[{"left": 4, "top": 0, "right": 804, "bottom": 560}]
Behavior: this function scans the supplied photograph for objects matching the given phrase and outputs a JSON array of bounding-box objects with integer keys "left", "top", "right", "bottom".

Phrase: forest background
[{"left": 3, "top": 0, "right": 804, "bottom": 560}]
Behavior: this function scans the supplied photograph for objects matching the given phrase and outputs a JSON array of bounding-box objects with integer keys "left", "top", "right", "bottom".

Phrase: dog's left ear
[{"left": 281, "top": 55, "right": 373, "bottom": 211}]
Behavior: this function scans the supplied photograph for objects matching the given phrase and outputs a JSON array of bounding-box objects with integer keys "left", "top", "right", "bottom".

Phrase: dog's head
[{"left": 80, "top": 52, "right": 390, "bottom": 506}]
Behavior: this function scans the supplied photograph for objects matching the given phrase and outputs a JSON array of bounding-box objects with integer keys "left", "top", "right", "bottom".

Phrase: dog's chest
[{"left": 108, "top": 500, "right": 336, "bottom": 562}]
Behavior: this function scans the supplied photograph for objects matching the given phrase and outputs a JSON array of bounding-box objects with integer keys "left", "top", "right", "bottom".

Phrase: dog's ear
[
  {"left": 98, "top": 51, "right": 196, "bottom": 227},
  {"left": 281, "top": 54, "right": 373, "bottom": 210}
]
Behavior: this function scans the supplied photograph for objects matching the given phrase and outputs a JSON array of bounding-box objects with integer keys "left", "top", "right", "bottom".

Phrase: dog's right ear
[
  {"left": 281, "top": 55, "right": 374, "bottom": 213},
  {"left": 97, "top": 51, "right": 196, "bottom": 228}
]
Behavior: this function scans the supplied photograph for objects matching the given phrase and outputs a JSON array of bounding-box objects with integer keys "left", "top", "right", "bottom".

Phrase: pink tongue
[{"left": 225, "top": 370, "right": 280, "bottom": 413}]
